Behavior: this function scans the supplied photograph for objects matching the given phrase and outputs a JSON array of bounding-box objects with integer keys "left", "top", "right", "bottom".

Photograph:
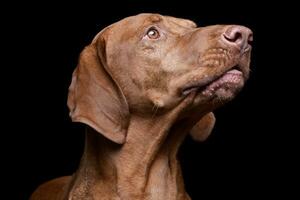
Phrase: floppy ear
[
  {"left": 67, "top": 35, "right": 129, "bottom": 144},
  {"left": 190, "top": 112, "right": 215, "bottom": 142}
]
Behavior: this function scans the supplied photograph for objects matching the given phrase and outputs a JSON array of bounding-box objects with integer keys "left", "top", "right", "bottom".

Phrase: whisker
[
  {"left": 152, "top": 104, "right": 156, "bottom": 111},
  {"left": 151, "top": 104, "right": 159, "bottom": 119}
]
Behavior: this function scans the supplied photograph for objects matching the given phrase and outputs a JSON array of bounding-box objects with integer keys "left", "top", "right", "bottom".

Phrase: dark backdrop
[{"left": 3, "top": 1, "right": 298, "bottom": 199}]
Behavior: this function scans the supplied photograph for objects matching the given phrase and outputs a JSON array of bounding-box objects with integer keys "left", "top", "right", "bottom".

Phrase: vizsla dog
[{"left": 31, "top": 13, "right": 253, "bottom": 200}]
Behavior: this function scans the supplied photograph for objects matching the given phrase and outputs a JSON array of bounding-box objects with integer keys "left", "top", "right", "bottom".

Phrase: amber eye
[{"left": 146, "top": 27, "right": 160, "bottom": 39}]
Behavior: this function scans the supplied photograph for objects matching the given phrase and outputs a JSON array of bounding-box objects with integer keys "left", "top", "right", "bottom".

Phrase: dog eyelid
[{"left": 146, "top": 27, "right": 160, "bottom": 39}]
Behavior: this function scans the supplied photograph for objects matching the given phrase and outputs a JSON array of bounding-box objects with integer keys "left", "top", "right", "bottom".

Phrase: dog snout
[{"left": 222, "top": 25, "right": 253, "bottom": 52}]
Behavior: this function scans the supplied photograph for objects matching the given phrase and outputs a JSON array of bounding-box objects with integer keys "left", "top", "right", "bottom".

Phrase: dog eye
[{"left": 146, "top": 27, "right": 160, "bottom": 39}]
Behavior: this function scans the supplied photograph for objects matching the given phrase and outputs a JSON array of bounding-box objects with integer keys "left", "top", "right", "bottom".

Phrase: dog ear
[
  {"left": 67, "top": 31, "right": 129, "bottom": 144},
  {"left": 190, "top": 112, "right": 215, "bottom": 141}
]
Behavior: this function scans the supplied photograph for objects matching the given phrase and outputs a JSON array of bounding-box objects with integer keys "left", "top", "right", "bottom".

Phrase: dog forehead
[
  {"left": 113, "top": 13, "right": 164, "bottom": 29},
  {"left": 95, "top": 13, "right": 197, "bottom": 46},
  {"left": 126, "top": 13, "right": 164, "bottom": 22},
  {"left": 110, "top": 13, "right": 196, "bottom": 30}
]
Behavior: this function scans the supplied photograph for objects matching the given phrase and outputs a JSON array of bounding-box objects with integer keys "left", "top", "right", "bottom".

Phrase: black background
[{"left": 3, "top": 1, "right": 298, "bottom": 199}]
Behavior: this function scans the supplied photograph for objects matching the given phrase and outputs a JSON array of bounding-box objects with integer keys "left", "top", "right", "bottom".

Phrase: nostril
[
  {"left": 248, "top": 33, "right": 253, "bottom": 46},
  {"left": 222, "top": 26, "right": 253, "bottom": 50},
  {"left": 223, "top": 31, "right": 243, "bottom": 43}
]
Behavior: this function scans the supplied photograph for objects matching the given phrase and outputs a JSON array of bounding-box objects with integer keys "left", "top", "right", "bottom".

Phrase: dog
[{"left": 31, "top": 13, "right": 253, "bottom": 200}]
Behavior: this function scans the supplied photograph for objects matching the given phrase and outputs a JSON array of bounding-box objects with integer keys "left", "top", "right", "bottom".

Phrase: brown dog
[{"left": 31, "top": 13, "right": 252, "bottom": 200}]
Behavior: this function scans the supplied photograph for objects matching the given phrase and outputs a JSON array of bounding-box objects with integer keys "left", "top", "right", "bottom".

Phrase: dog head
[{"left": 68, "top": 13, "right": 253, "bottom": 143}]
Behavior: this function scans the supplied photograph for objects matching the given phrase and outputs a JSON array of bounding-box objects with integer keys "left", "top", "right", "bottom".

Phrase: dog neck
[{"left": 68, "top": 105, "right": 201, "bottom": 200}]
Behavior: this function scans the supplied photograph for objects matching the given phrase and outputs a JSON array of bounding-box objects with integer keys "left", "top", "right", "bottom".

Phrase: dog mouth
[{"left": 182, "top": 65, "right": 245, "bottom": 96}]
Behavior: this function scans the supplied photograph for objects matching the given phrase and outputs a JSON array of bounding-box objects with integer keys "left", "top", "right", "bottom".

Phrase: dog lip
[
  {"left": 181, "top": 77, "right": 214, "bottom": 96},
  {"left": 226, "top": 68, "right": 243, "bottom": 76},
  {"left": 181, "top": 65, "right": 243, "bottom": 96}
]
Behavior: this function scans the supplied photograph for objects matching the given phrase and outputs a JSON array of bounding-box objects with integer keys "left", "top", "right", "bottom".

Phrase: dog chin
[{"left": 194, "top": 69, "right": 245, "bottom": 104}]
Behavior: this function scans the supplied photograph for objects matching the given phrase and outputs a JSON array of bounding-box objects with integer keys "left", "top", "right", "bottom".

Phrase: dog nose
[{"left": 222, "top": 25, "right": 253, "bottom": 51}]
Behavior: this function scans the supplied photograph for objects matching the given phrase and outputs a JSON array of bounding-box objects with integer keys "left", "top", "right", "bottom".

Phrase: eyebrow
[
  {"left": 163, "top": 20, "right": 193, "bottom": 36},
  {"left": 148, "top": 15, "right": 163, "bottom": 23}
]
